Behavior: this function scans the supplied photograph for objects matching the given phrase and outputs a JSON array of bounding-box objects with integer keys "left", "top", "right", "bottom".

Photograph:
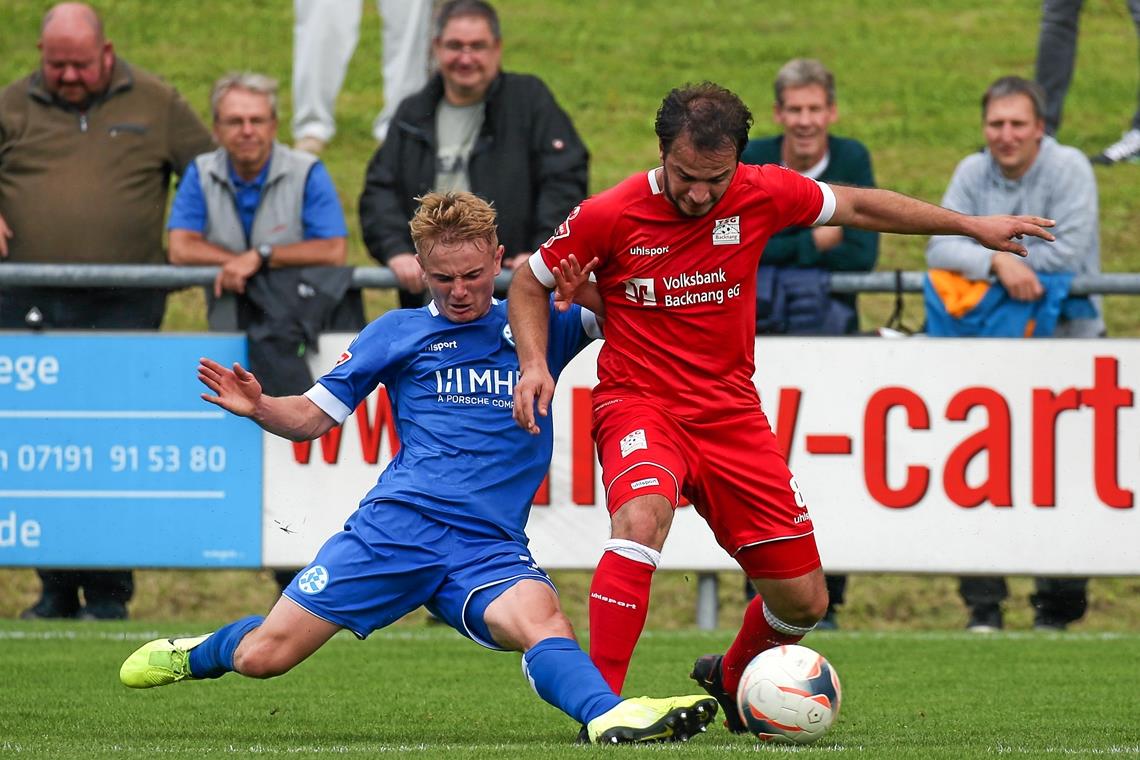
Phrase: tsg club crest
[
  {"left": 712, "top": 215, "right": 740, "bottom": 245},
  {"left": 297, "top": 565, "right": 330, "bottom": 595}
]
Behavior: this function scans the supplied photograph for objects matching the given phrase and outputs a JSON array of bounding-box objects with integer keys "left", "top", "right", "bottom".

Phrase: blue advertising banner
[{"left": 0, "top": 333, "right": 262, "bottom": 567}]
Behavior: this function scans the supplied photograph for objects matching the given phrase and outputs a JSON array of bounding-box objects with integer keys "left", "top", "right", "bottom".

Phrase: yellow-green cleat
[
  {"left": 119, "top": 634, "right": 212, "bottom": 689},
  {"left": 586, "top": 694, "right": 718, "bottom": 744}
]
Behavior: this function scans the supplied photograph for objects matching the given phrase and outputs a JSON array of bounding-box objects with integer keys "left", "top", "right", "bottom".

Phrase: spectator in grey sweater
[{"left": 926, "top": 75, "right": 1102, "bottom": 632}]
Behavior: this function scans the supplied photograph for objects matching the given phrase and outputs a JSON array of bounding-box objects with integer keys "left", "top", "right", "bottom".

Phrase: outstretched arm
[
  {"left": 197, "top": 357, "right": 337, "bottom": 442},
  {"left": 829, "top": 185, "right": 1054, "bottom": 256},
  {"left": 508, "top": 264, "right": 556, "bottom": 435}
]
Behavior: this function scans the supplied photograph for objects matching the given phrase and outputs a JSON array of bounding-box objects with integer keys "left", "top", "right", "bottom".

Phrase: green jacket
[
  {"left": 0, "top": 58, "right": 211, "bottom": 265},
  {"left": 741, "top": 134, "right": 879, "bottom": 273}
]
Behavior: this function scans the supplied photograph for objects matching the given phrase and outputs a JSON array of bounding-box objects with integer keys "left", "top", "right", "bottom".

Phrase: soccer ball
[{"left": 735, "top": 644, "right": 842, "bottom": 744}]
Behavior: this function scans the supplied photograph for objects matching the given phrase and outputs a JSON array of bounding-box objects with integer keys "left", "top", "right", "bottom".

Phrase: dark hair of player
[{"left": 655, "top": 82, "right": 754, "bottom": 159}]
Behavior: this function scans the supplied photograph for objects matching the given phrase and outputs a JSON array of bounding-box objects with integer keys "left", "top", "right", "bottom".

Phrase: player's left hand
[
  {"left": 968, "top": 215, "right": 1055, "bottom": 256},
  {"left": 513, "top": 364, "right": 556, "bottom": 435},
  {"left": 198, "top": 357, "right": 262, "bottom": 418}
]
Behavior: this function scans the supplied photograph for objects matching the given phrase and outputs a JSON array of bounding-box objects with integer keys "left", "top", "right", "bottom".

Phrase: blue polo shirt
[{"left": 168, "top": 150, "right": 347, "bottom": 243}]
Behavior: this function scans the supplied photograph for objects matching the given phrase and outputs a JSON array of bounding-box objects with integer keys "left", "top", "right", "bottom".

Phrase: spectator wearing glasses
[{"left": 359, "top": 0, "right": 588, "bottom": 309}]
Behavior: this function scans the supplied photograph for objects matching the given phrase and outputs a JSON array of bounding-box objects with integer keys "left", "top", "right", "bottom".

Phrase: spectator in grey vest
[
  {"left": 168, "top": 72, "right": 348, "bottom": 330},
  {"left": 169, "top": 72, "right": 360, "bottom": 593},
  {"left": 926, "top": 76, "right": 1100, "bottom": 632},
  {"left": 1, "top": 2, "right": 212, "bottom": 622}
]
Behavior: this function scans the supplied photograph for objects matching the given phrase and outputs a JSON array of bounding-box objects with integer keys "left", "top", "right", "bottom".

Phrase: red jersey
[{"left": 535, "top": 162, "right": 833, "bottom": 419}]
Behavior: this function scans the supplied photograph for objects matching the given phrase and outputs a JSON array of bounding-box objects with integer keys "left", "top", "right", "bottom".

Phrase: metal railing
[{"left": 3, "top": 264, "right": 1140, "bottom": 294}]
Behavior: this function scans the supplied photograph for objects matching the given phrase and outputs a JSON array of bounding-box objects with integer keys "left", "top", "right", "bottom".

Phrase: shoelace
[{"left": 1103, "top": 129, "right": 1140, "bottom": 161}]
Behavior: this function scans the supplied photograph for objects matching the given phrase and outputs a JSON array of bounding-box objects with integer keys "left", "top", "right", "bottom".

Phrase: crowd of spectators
[{"left": 0, "top": 0, "right": 1122, "bottom": 629}]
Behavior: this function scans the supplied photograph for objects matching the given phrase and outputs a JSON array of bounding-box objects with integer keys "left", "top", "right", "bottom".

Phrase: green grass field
[
  {"left": 3, "top": 2, "right": 1140, "bottom": 755},
  {"left": 2, "top": 624, "right": 1138, "bottom": 758}
]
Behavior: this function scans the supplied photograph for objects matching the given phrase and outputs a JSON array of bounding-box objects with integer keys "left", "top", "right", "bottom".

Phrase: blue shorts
[{"left": 281, "top": 501, "right": 555, "bottom": 648}]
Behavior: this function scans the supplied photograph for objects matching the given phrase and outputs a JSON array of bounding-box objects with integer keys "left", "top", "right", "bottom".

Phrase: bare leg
[{"left": 233, "top": 596, "right": 342, "bottom": 678}]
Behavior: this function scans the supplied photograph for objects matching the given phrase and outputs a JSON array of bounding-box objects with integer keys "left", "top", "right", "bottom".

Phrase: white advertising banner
[{"left": 263, "top": 335, "right": 1139, "bottom": 576}]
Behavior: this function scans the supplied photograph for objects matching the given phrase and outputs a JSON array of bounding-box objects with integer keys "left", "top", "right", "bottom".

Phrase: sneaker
[
  {"left": 966, "top": 605, "right": 1003, "bottom": 633},
  {"left": 19, "top": 595, "right": 80, "bottom": 620},
  {"left": 119, "top": 634, "right": 211, "bottom": 689},
  {"left": 1090, "top": 128, "right": 1140, "bottom": 165},
  {"left": 1033, "top": 612, "right": 1070, "bottom": 632},
  {"left": 294, "top": 136, "right": 327, "bottom": 155},
  {"left": 79, "top": 601, "right": 128, "bottom": 621},
  {"left": 585, "top": 695, "right": 717, "bottom": 744},
  {"left": 690, "top": 654, "right": 748, "bottom": 733},
  {"left": 815, "top": 608, "right": 839, "bottom": 631}
]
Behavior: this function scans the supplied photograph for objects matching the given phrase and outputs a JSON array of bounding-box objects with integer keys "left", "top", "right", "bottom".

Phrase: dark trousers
[
  {"left": 2, "top": 285, "right": 167, "bottom": 613},
  {"left": 1035, "top": 0, "right": 1140, "bottom": 134},
  {"left": 959, "top": 576, "right": 1089, "bottom": 625}
]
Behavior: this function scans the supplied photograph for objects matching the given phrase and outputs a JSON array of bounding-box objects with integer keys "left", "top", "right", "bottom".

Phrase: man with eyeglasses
[
  {"left": 168, "top": 72, "right": 349, "bottom": 330},
  {"left": 0, "top": 2, "right": 212, "bottom": 622},
  {"left": 360, "top": 0, "right": 588, "bottom": 309}
]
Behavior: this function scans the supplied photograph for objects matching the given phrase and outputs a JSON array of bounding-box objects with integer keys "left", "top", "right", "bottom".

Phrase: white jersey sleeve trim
[
  {"left": 647, "top": 167, "right": 663, "bottom": 195},
  {"left": 580, "top": 308, "right": 603, "bottom": 340},
  {"left": 812, "top": 181, "right": 837, "bottom": 226},
  {"left": 304, "top": 382, "right": 353, "bottom": 424},
  {"left": 528, "top": 250, "right": 556, "bottom": 288}
]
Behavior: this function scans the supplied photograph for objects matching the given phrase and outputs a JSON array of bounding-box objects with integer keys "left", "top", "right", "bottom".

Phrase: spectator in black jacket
[{"left": 359, "top": 0, "right": 588, "bottom": 308}]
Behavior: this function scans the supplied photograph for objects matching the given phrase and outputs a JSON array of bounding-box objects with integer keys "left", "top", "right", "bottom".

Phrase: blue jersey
[{"left": 304, "top": 299, "right": 599, "bottom": 544}]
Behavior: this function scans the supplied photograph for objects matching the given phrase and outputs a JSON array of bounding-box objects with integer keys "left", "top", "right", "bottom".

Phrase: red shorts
[{"left": 593, "top": 397, "right": 820, "bottom": 578}]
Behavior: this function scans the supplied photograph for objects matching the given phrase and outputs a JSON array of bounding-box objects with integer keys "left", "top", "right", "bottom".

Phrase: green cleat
[
  {"left": 586, "top": 695, "right": 718, "bottom": 744},
  {"left": 119, "top": 634, "right": 211, "bottom": 689}
]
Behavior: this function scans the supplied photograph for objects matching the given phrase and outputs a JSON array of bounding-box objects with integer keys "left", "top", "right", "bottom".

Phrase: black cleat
[{"left": 690, "top": 654, "right": 748, "bottom": 733}]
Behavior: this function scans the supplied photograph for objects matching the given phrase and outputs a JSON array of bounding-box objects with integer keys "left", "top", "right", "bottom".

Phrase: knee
[
  {"left": 232, "top": 636, "right": 296, "bottom": 679},
  {"left": 768, "top": 587, "right": 829, "bottom": 628},
  {"left": 611, "top": 497, "right": 673, "bottom": 548}
]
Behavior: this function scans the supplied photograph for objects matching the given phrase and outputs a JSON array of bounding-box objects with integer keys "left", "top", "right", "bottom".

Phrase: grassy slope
[{"left": 1, "top": 1, "right": 1138, "bottom": 625}]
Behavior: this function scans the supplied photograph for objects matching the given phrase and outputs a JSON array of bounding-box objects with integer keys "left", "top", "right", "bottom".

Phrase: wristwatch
[{"left": 256, "top": 243, "right": 273, "bottom": 266}]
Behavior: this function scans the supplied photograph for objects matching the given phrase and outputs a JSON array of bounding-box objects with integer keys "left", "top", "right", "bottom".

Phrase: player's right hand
[
  {"left": 388, "top": 252, "right": 425, "bottom": 293},
  {"left": 513, "top": 365, "right": 556, "bottom": 435},
  {"left": 198, "top": 357, "right": 262, "bottom": 418}
]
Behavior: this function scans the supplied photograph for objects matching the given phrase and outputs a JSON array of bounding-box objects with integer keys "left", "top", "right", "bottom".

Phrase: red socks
[
  {"left": 721, "top": 595, "right": 807, "bottom": 694},
  {"left": 588, "top": 551, "right": 655, "bottom": 694}
]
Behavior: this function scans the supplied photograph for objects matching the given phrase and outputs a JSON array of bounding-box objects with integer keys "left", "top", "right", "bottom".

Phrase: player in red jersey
[{"left": 508, "top": 82, "right": 1054, "bottom": 731}]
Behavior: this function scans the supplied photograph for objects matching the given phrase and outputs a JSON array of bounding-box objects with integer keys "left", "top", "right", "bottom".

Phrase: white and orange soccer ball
[{"left": 735, "top": 644, "right": 842, "bottom": 744}]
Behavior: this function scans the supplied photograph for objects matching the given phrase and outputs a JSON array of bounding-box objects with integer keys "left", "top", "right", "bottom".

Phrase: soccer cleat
[
  {"left": 690, "top": 654, "right": 748, "bottom": 733},
  {"left": 586, "top": 695, "right": 717, "bottom": 744},
  {"left": 119, "top": 634, "right": 211, "bottom": 688},
  {"left": 1090, "top": 128, "right": 1140, "bottom": 165}
]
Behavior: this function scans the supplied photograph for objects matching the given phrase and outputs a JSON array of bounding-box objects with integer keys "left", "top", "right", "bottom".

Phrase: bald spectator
[{"left": 0, "top": 3, "right": 212, "bottom": 620}]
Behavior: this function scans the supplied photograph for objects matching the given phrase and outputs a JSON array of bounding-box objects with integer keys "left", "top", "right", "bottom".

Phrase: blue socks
[
  {"left": 522, "top": 637, "right": 623, "bottom": 724},
  {"left": 187, "top": 615, "right": 264, "bottom": 679}
]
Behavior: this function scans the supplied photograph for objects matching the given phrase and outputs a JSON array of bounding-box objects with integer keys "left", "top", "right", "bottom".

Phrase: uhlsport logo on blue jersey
[{"left": 297, "top": 565, "right": 330, "bottom": 594}]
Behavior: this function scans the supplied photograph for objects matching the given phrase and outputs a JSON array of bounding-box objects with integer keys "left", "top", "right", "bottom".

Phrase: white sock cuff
[
  {"left": 602, "top": 539, "right": 661, "bottom": 568},
  {"left": 762, "top": 601, "right": 815, "bottom": 636}
]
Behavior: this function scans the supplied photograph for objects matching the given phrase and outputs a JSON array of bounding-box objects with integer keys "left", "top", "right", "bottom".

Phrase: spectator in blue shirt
[{"left": 169, "top": 71, "right": 348, "bottom": 331}]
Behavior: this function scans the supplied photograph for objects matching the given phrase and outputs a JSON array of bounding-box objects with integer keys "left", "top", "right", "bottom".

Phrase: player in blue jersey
[{"left": 118, "top": 192, "right": 716, "bottom": 745}]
